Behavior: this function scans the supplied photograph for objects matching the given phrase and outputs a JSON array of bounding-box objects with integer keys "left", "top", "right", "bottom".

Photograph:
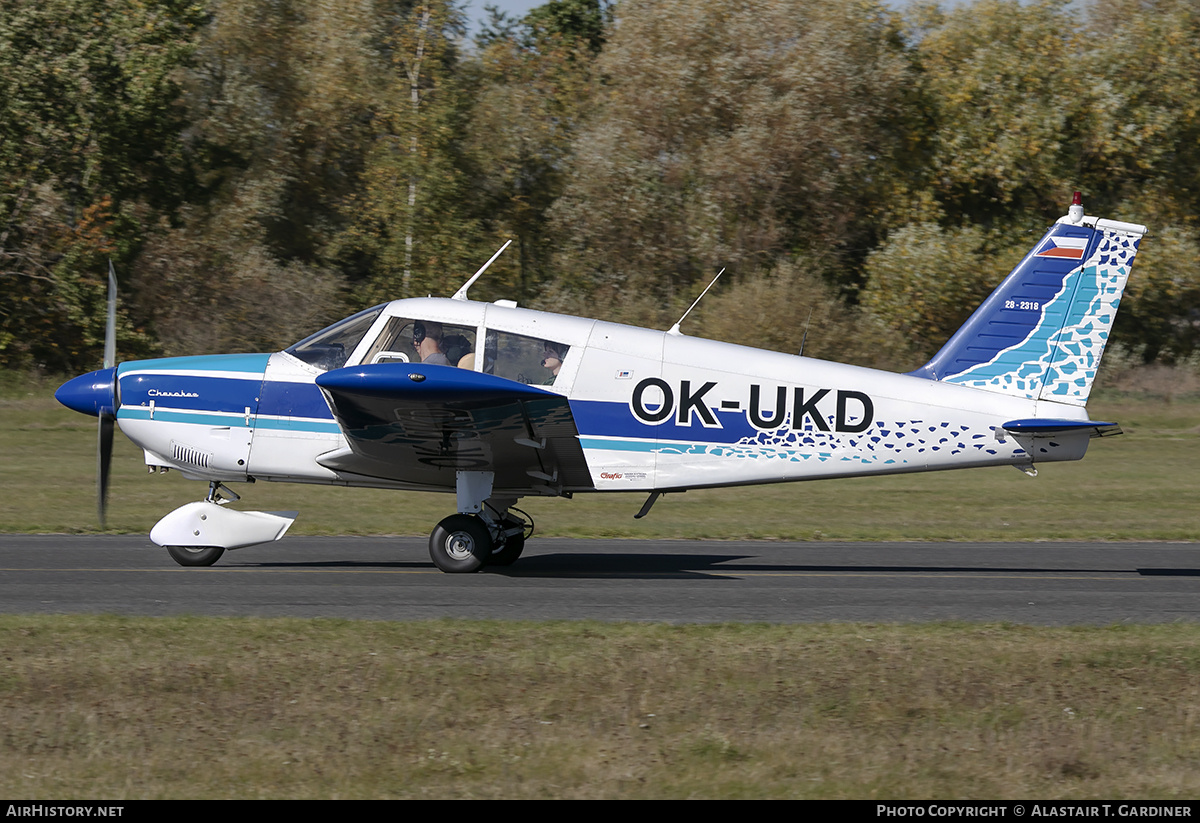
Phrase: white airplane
[{"left": 56, "top": 194, "right": 1146, "bottom": 572}]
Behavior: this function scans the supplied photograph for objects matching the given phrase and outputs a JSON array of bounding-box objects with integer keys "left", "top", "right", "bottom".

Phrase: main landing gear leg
[
  {"left": 428, "top": 471, "right": 495, "bottom": 573},
  {"left": 427, "top": 506, "right": 530, "bottom": 573},
  {"left": 428, "top": 473, "right": 531, "bottom": 573}
]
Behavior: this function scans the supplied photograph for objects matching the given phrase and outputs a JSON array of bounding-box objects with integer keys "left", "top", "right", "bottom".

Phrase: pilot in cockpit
[{"left": 413, "top": 321, "right": 449, "bottom": 365}]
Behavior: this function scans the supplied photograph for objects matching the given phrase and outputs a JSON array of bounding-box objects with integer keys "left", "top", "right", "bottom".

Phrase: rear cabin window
[{"left": 485, "top": 330, "right": 570, "bottom": 386}]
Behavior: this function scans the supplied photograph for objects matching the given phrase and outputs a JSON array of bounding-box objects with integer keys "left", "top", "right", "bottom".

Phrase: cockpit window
[
  {"left": 361, "top": 316, "right": 477, "bottom": 368},
  {"left": 285, "top": 305, "right": 384, "bottom": 371}
]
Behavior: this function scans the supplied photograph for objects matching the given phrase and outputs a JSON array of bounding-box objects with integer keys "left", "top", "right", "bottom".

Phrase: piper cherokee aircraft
[{"left": 56, "top": 194, "right": 1146, "bottom": 572}]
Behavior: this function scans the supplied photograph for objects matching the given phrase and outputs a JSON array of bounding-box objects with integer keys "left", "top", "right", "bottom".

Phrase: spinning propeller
[
  {"left": 54, "top": 262, "right": 120, "bottom": 528},
  {"left": 97, "top": 262, "right": 117, "bottom": 527}
]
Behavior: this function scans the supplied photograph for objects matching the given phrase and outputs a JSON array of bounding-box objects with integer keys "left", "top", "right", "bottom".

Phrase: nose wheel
[{"left": 166, "top": 545, "right": 226, "bottom": 567}]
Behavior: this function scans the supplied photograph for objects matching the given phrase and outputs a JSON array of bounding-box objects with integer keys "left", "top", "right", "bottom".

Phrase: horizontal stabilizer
[{"left": 1000, "top": 418, "right": 1122, "bottom": 438}]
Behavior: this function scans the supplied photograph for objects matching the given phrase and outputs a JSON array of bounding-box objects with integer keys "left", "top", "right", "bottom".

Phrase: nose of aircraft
[{"left": 55, "top": 368, "right": 117, "bottom": 417}]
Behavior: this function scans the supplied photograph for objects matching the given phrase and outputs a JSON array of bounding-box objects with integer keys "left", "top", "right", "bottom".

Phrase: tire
[
  {"left": 429, "top": 514, "right": 493, "bottom": 573},
  {"left": 166, "top": 545, "right": 225, "bottom": 567}
]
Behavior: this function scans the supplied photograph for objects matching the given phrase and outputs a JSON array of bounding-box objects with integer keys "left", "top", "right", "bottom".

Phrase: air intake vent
[{"left": 171, "top": 440, "right": 212, "bottom": 469}]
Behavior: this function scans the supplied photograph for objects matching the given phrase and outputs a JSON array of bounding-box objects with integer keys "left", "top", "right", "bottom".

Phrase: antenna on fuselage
[
  {"left": 667, "top": 268, "right": 726, "bottom": 336},
  {"left": 452, "top": 240, "right": 513, "bottom": 301},
  {"left": 797, "top": 308, "right": 813, "bottom": 357}
]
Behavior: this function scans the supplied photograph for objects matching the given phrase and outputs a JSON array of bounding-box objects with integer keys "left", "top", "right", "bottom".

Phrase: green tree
[
  {"left": 463, "top": 1, "right": 607, "bottom": 303},
  {"left": 906, "top": 0, "right": 1086, "bottom": 227},
  {"left": 1076, "top": 0, "right": 1200, "bottom": 223},
  {"left": 128, "top": 0, "right": 385, "bottom": 354},
  {"left": 337, "top": 1, "right": 486, "bottom": 302},
  {"left": 0, "top": 0, "right": 203, "bottom": 370},
  {"left": 860, "top": 223, "right": 1027, "bottom": 358},
  {"left": 522, "top": 0, "right": 612, "bottom": 55},
  {"left": 549, "top": 0, "right": 915, "bottom": 306}
]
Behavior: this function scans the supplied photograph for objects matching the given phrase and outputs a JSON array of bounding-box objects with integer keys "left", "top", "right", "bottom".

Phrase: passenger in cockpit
[
  {"left": 542, "top": 341, "right": 568, "bottom": 382},
  {"left": 441, "top": 334, "right": 471, "bottom": 367}
]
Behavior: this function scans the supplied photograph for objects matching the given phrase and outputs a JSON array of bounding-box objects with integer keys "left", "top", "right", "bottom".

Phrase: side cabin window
[
  {"left": 485, "top": 330, "right": 570, "bottom": 387},
  {"left": 361, "top": 316, "right": 477, "bottom": 368},
  {"left": 285, "top": 305, "right": 384, "bottom": 371}
]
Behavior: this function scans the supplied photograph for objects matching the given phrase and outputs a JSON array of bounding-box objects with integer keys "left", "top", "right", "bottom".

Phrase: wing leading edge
[{"left": 314, "top": 363, "right": 593, "bottom": 495}]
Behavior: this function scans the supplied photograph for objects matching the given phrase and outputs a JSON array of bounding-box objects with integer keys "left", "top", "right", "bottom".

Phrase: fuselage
[{"left": 70, "top": 296, "right": 1088, "bottom": 498}]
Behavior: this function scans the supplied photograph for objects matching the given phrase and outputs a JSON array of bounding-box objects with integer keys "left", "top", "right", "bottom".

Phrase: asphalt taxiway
[{"left": 1, "top": 535, "right": 1197, "bottom": 624}]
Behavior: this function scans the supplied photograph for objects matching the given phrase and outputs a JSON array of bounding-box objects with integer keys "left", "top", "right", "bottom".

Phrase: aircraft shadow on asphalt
[{"left": 231, "top": 554, "right": 1200, "bottom": 579}]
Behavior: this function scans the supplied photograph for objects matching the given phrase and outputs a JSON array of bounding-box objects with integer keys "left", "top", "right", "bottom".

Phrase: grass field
[
  {"left": 4, "top": 374, "right": 1198, "bottom": 541},
  {"left": 1, "top": 616, "right": 1198, "bottom": 799}
]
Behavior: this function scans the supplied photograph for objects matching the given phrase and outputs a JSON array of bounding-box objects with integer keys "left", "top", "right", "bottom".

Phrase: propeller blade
[
  {"left": 98, "top": 412, "right": 114, "bottom": 528},
  {"left": 99, "top": 262, "right": 118, "bottom": 527},
  {"left": 104, "top": 261, "right": 117, "bottom": 370}
]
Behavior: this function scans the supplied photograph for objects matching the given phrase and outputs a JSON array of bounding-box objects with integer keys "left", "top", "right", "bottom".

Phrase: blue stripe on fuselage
[
  {"left": 118, "top": 406, "right": 340, "bottom": 432},
  {"left": 119, "top": 373, "right": 261, "bottom": 415},
  {"left": 570, "top": 398, "right": 763, "bottom": 444},
  {"left": 258, "top": 378, "right": 334, "bottom": 420},
  {"left": 116, "top": 353, "right": 336, "bottom": 430}
]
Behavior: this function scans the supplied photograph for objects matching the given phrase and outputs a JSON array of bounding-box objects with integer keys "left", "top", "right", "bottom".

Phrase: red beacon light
[{"left": 1067, "top": 190, "right": 1085, "bottom": 224}]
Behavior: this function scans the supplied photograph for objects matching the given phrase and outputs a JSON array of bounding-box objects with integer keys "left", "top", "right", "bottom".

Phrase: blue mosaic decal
[{"left": 653, "top": 414, "right": 1021, "bottom": 466}]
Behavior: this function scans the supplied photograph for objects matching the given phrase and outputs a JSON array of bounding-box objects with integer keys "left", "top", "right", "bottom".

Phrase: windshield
[{"left": 285, "top": 305, "right": 384, "bottom": 371}]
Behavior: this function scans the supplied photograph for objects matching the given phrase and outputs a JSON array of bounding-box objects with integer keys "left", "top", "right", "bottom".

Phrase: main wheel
[
  {"left": 166, "top": 545, "right": 225, "bottom": 567},
  {"left": 429, "top": 514, "right": 493, "bottom": 573},
  {"left": 488, "top": 517, "right": 527, "bottom": 566},
  {"left": 489, "top": 532, "right": 524, "bottom": 566}
]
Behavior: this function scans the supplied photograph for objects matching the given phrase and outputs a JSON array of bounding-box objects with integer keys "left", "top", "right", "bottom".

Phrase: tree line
[{"left": 3, "top": 0, "right": 1198, "bottom": 374}]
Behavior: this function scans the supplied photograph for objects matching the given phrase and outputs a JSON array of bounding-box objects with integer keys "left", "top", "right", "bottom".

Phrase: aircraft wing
[{"left": 313, "top": 363, "right": 592, "bottom": 494}]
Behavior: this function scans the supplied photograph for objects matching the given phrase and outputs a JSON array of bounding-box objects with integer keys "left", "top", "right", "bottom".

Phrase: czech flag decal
[{"left": 1034, "top": 235, "right": 1089, "bottom": 259}]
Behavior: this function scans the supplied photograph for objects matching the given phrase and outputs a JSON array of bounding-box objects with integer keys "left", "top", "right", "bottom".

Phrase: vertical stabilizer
[{"left": 908, "top": 200, "right": 1146, "bottom": 406}]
